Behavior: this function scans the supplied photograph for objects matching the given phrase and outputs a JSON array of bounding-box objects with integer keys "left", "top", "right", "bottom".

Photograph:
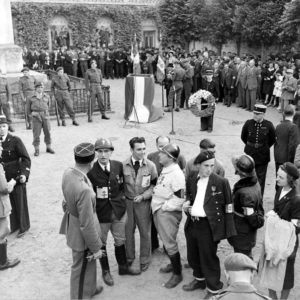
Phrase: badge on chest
[{"left": 97, "top": 187, "right": 108, "bottom": 199}]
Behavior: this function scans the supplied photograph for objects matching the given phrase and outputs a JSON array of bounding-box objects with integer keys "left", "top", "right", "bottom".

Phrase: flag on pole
[
  {"left": 156, "top": 54, "right": 165, "bottom": 83},
  {"left": 131, "top": 34, "right": 140, "bottom": 74}
]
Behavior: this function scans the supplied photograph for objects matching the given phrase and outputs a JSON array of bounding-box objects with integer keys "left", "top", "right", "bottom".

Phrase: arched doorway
[
  {"left": 48, "top": 16, "right": 72, "bottom": 50},
  {"left": 141, "top": 19, "right": 158, "bottom": 48}
]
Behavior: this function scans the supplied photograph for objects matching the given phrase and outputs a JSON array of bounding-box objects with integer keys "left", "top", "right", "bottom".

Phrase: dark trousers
[
  {"left": 255, "top": 163, "right": 268, "bottom": 197},
  {"left": 182, "top": 80, "right": 192, "bottom": 108},
  {"left": 55, "top": 90, "right": 75, "bottom": 120},
  {"left": 201, "top": 114, "right": 214, "bottom": 131},
  {"left": 115, "top": 63, "right": 124, "bottom": 78},
  {"left": 9, "top": 185, "right": 30, "bottom": 233},
  {"left": 185, "top": 218, "right": 223, "bottom": 293},
  {"left": 234, "top": 247, "right": 252, "bottom": 259},
  {"left": 151, "top": 213, "right": 159, "bottom": 251},
  {"left": 223, "top": 87, "right": 233, "bottom": 106}
]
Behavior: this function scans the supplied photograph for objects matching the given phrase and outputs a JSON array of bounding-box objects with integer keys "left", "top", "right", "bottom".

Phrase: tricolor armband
[{"left": 225, "top": 204, "right": 233, "bottom": 213}]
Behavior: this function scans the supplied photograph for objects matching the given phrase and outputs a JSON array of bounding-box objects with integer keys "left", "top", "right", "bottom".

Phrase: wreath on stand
[{"left": 188, "top": 90, "right": 216, "bottom": 117}]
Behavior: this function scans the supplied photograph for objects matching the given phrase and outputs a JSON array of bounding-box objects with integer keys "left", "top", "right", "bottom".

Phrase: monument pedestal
[{"left": 0, "top": 44, "right": 23, "bottom": 74}]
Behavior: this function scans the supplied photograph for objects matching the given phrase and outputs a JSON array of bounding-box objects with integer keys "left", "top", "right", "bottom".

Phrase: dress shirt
[
  {"left": 98, "top": 161, "right": 110, "bottom": 172},
  {"left": 191, "top": 176, "right": 209, "bottom": 217},
  {"left": 131, "top": 157, "right": 143, "bottom": 167}
]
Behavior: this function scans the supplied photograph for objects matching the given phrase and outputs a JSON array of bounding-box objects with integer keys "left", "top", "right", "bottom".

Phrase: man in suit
[
  {"left": 245, "top": 59, "right": 261, "bottom": 111},
  {"left": 0, "top": 116, "right": 31, "bottom": 237},
  {"left": 59, "top": 143, "right": 104, "bottom": 299},
  {"left": 236, "top": 61, "right": 248, "bottom": 108},
  {"left": 221, "top": 61, "right": 235, "bottom": 107},
  {"left": 241, "top": 104, "right": 276, "bottom": 197},
  {"left": 274, "top": 105, "right": 299, "bottom": 173},
  {"left": 182, "top": 150, "right": 236, "bottom": 299},
  {"left": 87, "top": 138, "right": 140, "bottom": 286}
]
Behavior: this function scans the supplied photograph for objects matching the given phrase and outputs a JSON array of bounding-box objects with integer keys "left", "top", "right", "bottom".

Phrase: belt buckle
[{"left": 254, "top": 143, "right": 259, "bottom": 148}]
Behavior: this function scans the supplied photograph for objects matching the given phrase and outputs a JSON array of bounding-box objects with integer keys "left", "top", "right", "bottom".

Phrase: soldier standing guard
[
  {"left": 60, "top": 143, "right": 104, "bottom": 299},
  {"left": 85, "top": 60, "right": 109, "bottom": 122},
  {"left": 51, "top": 67, "right": 79, "bottom": 127},
  {"left": 27, "top": 82, "right": 55, "bottom": 156},
  {"left": 0, "top": 69, "right": 14, "bottom": 132},
  {"left": 241, "top": 104, "right": 276, "bottom": 197},
  {"left": 19, "top": 67, "right": 37, "bottom": 130}
]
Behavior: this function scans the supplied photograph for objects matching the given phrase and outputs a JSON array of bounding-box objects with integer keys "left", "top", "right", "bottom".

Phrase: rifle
[
  {"left": 52, "top": 94, "right": 60, "bottom": 126},
  {"left": 88, "top": 91, "right": 92, "bottom": 121}
]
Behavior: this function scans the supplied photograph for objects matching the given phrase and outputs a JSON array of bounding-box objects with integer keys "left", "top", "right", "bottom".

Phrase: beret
[
  {"left": 253, "top": 104, "right": 266, "bottom": 114},
  {"left": 282, "top": 162, "right": 299, "bottom": 179},
  {"left": 21, "top": 67, "right": 29, "bottom": 72},
  {"left": 56, "top": 67, "right": 63, "bottom": 72},
  {"left": 74, "top": 143, "right": 95, "bottom": 164},
  {"left": 194, "top": 150, "right": 215, "bottom": 165},
  {"left": 35, "top": 81, "right": 43, "bottom": 88},
  {"left": 95, "top": 138, "right": 114, "bottom": 151},
  {"left": 0, "top": 115, "right": 8, "bottom": 125},
  {"left": 224, "top": 253, "right": 257, "bottom": 271}
]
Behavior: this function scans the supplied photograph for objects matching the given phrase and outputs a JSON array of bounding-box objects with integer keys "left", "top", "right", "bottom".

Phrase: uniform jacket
[
  {"left": 221, "top": 68, "right": 235, "bottom": 88},
  {"left": 185, "top": 172, "right": 236, "bottom": 242},
  {"left": 241, "top": 119, "right": 276, "bottom": 165},
  {"left": 87, "top": 160, "right": 126, "bottom": 223},
  {"left": 202, "top": 79, "right": 218, "bottom": 98},
  {"left": 51, "top": 74, "right": 71, "bottom": 92},
  {"left": 19, "top": 75, "right": 36, "bottom": 100},
  {"left": 0, "top": 77, "right": 11, "bottom": 99},
  {"left": 60, "top": 167, "right": 102, "bottom": 253},
  {"left": 245, "top": 66, "right": 260, "bottom": 90},
  {"left": 27, "top": 93, "right": 50, "bottom": 116},
  {"left": 0, "top": 164, "right": 12, "bottom": 218},
  {"left": 171, "top": 66, "right": 185, "bottom": 88},
  {"left": 228, "top": 175, "right": 264, "bottom": 251},
  {"left": 216, "top": 282, "right": 270, "bottom": 300},
  {"left": 183, "top": 65, "right": 194, "bottom": 84},
  {"left": 85, "top": 68, "right": 103, "bottom": 90},
  {"left": 281, "top": 76, "right": 298, "bottom": 101},
  {"left": 274, "top": 120, "right": 299, "bottom": 164},
  {"left": 236, "top": 66, "right": 248, "bottom": 89},
  {"left": 0, "top": 134, "right": 31, "bottom": 182}
]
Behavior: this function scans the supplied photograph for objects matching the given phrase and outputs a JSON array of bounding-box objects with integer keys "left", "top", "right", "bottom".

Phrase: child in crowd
[{"left": 273, "top": 72, "right": 283, "bottom": 111}]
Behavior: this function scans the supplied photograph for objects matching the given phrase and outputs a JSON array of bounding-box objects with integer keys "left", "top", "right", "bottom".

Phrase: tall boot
[
  {"left": 115, "top": 245, "right": 140, "bottom": 276},
  {"left": 0, "top": 240, "right": 20, "bottom": 271},
  {"left": 99, "top": 246, "right": 114, "bottom": 286},
  {"left": 280, "top": 289, "right": 291, "bottom": 300},
  {"left": 164, "top": 252, "right": 183, "bottom": 289}
]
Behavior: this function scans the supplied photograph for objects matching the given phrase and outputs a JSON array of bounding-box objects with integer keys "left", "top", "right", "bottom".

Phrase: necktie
[
  {"left": 104, "top": 166, "right": 110, "bottom": 176},
  {"left": 133, "top": 161, "right": 140, "bottom": 175}
]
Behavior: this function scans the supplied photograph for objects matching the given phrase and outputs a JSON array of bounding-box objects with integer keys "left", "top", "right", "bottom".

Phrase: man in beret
[
  {"left": 182, "top": 150, "right": 236, "bottom": 298},
  {"left": 60, "top": 143, "right": 104, "bottom": 299},
  {"left": 50, "top": 67, "right": 79, "bottom": 127},
  {"left": 0, "top": 69, "right": 14, "bottom": 132},
  {"left": 85, "top": 60, "right": 109, "bottom": 122},
  {"left": 87, "top": 138, "right": 140, "bottom": 287},
  {"left": 19, "top": 67, "right": 37, "bottom": 129},
  {"left": 241, "top": 104, "right": 276, "bottom": 197},
  {"left": 27, "top": 82, "right": 55, "bottom": 156},
  {"left": 215, "top": 253, "right": 269, "bottom": 299}
]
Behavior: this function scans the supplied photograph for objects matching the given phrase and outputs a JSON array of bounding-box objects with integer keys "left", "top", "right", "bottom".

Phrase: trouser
[
  {"left": 105, "top": 63, "right": 114, "bottom": 79},
  {"left": 255, "top": 163, "right": 268, "bottom": 197},
  {"left": 9, "top": 184, "right": 30, "bottom": 233},
  {"left": 89, "top": 85, "right": 105, "bottom": 117},
  {"left": 24, "top": 91, "right": 34, "bottom": 125},
  {"left": 71, "top": 249, "right": 97, "bottom": 300},
  {"left": 153, "top": 209, "right": 182, "bottom": 256},
  {"left": 246, "top": 89, "right": 257, "bottom": 111},
  {"left": 115, "top": 63, "right": 124, "bottom": 78},
  {"left": 167, "top": 85, "right": 183, "bottom": 107},
  {"left": 201, "top": 114, "right": 214, "bottom": 131},
  {"left": 223, "top": 87, "right": 233, "bottom": 106},
  {"left": 281, "top": 99, "right": 293, "bottom": 112},
  {"left": 32, "top": 112, "right": 51, "bottom": 147},
  {"left": 151, "top": 213, "right": 159, "bottom": 251},
  {"left": 182, "top": 80, "right": 192, "bottom": 108},
  {"left": 185, "top": 218, "right": 223, "bottom": 294},
  {"left": 237, "top": 84, "right": 246, "bottom": 108},
  {"left": 0, "top": 94, "right": 12, "bottom": 124},
  {"left": 99, "top": 212, "right": 127, "bottom": 247},
  {"left": 125, "top": 199, "right": 151, "bottom": 265},
  {"left": 0, "top": 217, "right": 10, "bottom": 242},
  {"left": 55, "top": 90, "right": 76, "bottom": 121},
  {"left": 79, "top": 61, "right": 88, "bottom": 78},
  {"left": 73, "top": 61, "right": 78, "bottom": 77}
]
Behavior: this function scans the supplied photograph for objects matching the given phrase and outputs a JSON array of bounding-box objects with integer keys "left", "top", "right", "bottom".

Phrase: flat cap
[
  {"left": 74, "top": 143, "right": 95, "bottom": 164},
  {"left": 282, "top": 162, "right": 299, "bottom": 179},
  {"left": 95, "top": 138, "right": 114, "bottom": 151},
  {"left": 56, "top": 67, "right": 63, "bottom": 72},
  {"left": 253, "top": 104, "right": 266, "bottom": 114},
  {"left": 21, "top": 67, "right": 30, "bottom": 72},
  {"left": 0, "top": 115, "right": 8, "bottom": 125},
  {"left": 35, "top": 81, "right": 43, "bottom": 88},
  {"left": 224, "top": 253, "right": 257, "bottom": 271},
  {"left": 194, "top": 150, "right": 215, "bottom": 165}
]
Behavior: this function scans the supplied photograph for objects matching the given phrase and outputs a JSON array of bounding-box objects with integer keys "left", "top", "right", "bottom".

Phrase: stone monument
[{"left": 0, "top": 0, "right": 23, "bottom": 74}]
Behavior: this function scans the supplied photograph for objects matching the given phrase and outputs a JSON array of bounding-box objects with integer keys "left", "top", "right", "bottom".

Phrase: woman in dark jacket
[{"left": 228, "top": 154, "right": 264, "bottom": 258}]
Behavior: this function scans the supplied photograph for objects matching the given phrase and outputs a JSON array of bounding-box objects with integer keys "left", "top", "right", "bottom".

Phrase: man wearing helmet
[
  {"left": 151, "top": 143, "right": 185, "bottom": 289},
  {"left": 228, "top": 154, "right": 264, "bottom": 258},
  {"left": 87, "top": 138, "right": 140, "bottom": 287}
]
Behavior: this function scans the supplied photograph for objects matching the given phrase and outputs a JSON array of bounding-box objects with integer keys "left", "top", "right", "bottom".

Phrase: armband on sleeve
[{"left": 225, "top": 204, "right": 233, "bottom": 213}]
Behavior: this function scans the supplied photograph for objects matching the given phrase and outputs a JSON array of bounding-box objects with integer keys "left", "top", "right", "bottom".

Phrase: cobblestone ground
[{"left": 1, "top": 78, "right": 299, "bottom": 300}]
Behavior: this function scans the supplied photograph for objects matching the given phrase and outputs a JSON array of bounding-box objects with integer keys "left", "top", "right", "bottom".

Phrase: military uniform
[
  {"left": 19, "top": 73, "right": 37, "bottom": 128},
  {"left": 241, "top": 118, "right": 276, "bottom": 196},
  {"left": 51, "top": 72, "right": 77, "bottom": 124},
  {"left": 0, "top": 77, "right": 12, "bottom": 126},
  {"left": 85, "top": 67, "right": 107, "bottom": 121},
  {"left": 78, "top": 51, "right": 89, "bottom": 77},
  {"left": 167, "top": 64, "right": 185, "bottom": 109}
]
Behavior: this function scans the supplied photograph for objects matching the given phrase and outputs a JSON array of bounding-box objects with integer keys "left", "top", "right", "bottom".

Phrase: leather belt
[
  {"left": 247, "top": 142, "right": 264, "bottom": 149},
  {"left": 191, "top": 216, "right": 207, "bottom": 222}
]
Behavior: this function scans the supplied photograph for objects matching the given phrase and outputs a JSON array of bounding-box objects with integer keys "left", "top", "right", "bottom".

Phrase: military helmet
[
  {"left": 95, "top": 138, "right": 114, "bottom": 151},
  {"left": 161, "top": 143, "right": 180, "bottom": 160}
]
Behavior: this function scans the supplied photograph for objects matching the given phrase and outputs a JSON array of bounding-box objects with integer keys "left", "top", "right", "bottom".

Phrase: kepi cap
[
  {"left": 56, "top": 67, "right": 63, "bottom": 72},
  {"left": 95, "top": 138, "right": 114, "bottom": 151},
  {"left": 253, "top": 104, "right": 266, "bottom": 114},
  {"left": 0, "top": 115, "right": 8, "bottom": 125},
  {"left": 21, "top": 67, "right": 29, "bottom": 72},
  {"left": 205, "top": 69, "right": 213, "bottom": 76},
  {"left": 74, "top": 143, "right": 95, "bottom": 164},
  {"left": 224, "top": 253, "right": 257, "bottom": 271}
]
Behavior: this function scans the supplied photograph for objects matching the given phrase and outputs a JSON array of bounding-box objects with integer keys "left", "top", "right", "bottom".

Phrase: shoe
[
  {"left": 140, "top": 263, "right": 149, "bottom": 272},
  {"left": 26, "top": 125, "right": 32, "bottom": 130},
  {"left": 203, "top": 291, "right": 217, "bottom": 299},
  {"left": 62, "top": 120, "right": 66, "bottom": 126},
  {"left": 88, "top": 118, "right": 93, "bottom": 122},
  {"left": 8, "top": 125, "right": 15, "bottom": 132},
  {"left": 175, "top": 108, "right": 180, "bottom": 112},
  {"left": 164, "top": 274, "right": 183, "bottom": 289},
  {"left": 102, "top": 271, "right": 114, "bottom": 286},
  {"left": 207, "top": 128, "right": 212, "bottom": 133},
  {"left": 0, "top": 258, "right": 20, "bottom": 270},
  {"left": 118, "top": 264, "right": 141, "bottom": 275},
  {"left": 164, "top": 108, "right": 172, "bottom": 112},
  {"left": 34, "top": 149, "right": 39, "bottom": 157},
  {"left": 46, "top": 148, "right": 55, "bottom": 154},
  {"left": 159, "top": 263, "right": 173, "bottom": 273},
  {"left": 72, "top": 120, "right": 79, "bottom": 126},
  {"left": 0, "top": 241, "right": 21, "bottom": 271},
  {"left": 93, "top": 285, "right": 103, "bottom": 296},
  {"left": 101, "top": 115, "right": 110, "bottom": 120},
  {"left": 182, "top": 279, "right": 206, "bottom": 291},
  {"left": 17, "top": 231, "right": 27, "bottom": 238}
]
